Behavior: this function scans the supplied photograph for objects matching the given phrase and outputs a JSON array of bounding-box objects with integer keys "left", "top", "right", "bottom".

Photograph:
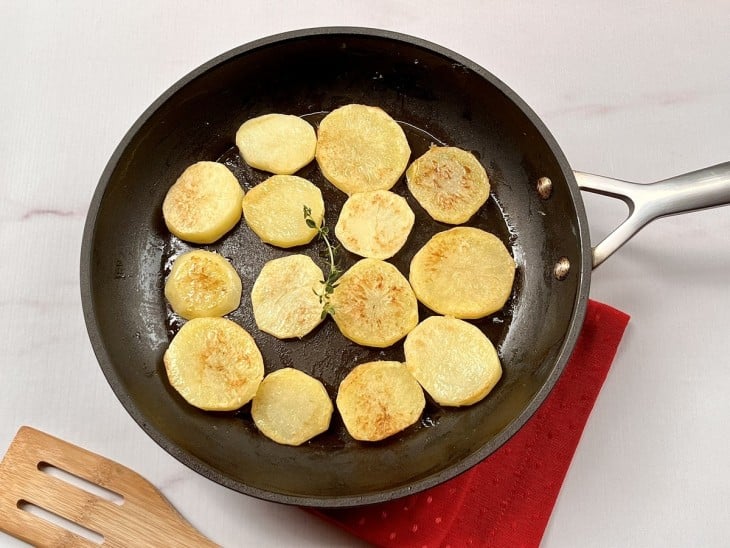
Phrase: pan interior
[{"left": 82, "top": 29, "right": 588, "bottom": 506}]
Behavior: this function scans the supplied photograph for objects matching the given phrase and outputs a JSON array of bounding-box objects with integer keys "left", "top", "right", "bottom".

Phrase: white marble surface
[{"left": 1, "top": 2, "right": 729, "bottom": 547}]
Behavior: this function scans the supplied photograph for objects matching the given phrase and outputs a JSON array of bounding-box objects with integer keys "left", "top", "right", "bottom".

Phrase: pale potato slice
[
  {"left": 242, "top": 175, "right": 324, "bottom": 248},
  {"left": 162, "top": 161, "right": 244, "bottom": 244},
  {"left": 315, "top": 104, "right": 411, "bottom": 195},
  {"left": 235, "top": 113, "right": 317, "bottom": 175},
  {"left": 163, "top": 317, "right": 264, "bottom": 411},
  {"left": 164, "top": 250, "right": 242, "bottom": 320},
  {"left": 251, "top": 254, "right": 325, "bottom": 339},
  {"left": 336, "top": 361, "right": 425, "bottom": 442},
  {"left": 409, "top": 226, "right": 515, "bottom": 319},
  {"left": 406, "top": 146, "right": 490, "bottom": 224},
  {"left": 404, "top": 316, "right": 502, "bottom": 407},
  {"left": 329, "top": 258, "right": 418, "bottom": 348},
  {"left": 252, "top": 368, "right": 333, "bottom": 446},
  {"left": 334, "top": 190, "right": 415, "bottom": 260}
]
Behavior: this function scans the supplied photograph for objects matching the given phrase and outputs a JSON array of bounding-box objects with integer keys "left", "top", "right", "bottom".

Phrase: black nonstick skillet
[{"left": 80, "top": 27, "right": 730, "bottom": 507}]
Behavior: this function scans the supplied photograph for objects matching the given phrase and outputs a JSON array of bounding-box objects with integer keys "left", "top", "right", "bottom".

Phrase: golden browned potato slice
[
  {"left": 242, "top": 175, "right": 324, "bottom": 248},
  {"left": 164, "top": 250, "right": 242, "bottom": 320},
  {"left": 252, "top": 368, "right": 333, "bottom": 446},
  {"left": 315, "top": 104, "right": 411, "bottom": 195},
  {"left": 404, "top": 316, "right": 502, "bottom": 406},
  {"left": 409, "top": 226, "right": 515, "bottom": 319},
  {"left": 251, "top": 254, "right": 325, "bottom": 339},
  {"left": 329, "top": 258, "right": 418, "bottom": 348},
  {"left": 162, "top": 161, "right": 244, "bottom": 244},
  {"left": 406, "top": 146, "right": 490, "bottom": 224},
  {"left": 163, "top": 317, "right": 264, "bottom": 411},
  {"left": 235, "top": 113, "right": 317, "bottom": 175},
  {"left": 336, "top": 360, "right": 425, "bottom": 441},
  {"left": 334, "top": 190, "right": 415, "bottom": 260}
]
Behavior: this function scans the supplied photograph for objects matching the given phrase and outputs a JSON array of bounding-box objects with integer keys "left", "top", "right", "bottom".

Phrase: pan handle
[{"left": 574, "top": 162, "right": 730, "bottom": 268}]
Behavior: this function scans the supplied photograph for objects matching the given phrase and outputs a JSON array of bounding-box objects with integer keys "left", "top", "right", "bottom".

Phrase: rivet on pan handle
[{"left": 574, "top": 162, "right": 730, "bottom": 268}]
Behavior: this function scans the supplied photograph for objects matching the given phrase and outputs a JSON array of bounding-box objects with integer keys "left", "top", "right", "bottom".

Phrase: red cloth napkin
[{"left": 315, "top": 300, "right": 630, "bottom": 548}]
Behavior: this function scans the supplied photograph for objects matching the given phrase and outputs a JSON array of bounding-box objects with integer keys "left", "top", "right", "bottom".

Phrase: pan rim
[{"left": 80, "top": 26, "right": 592, "bottom": 507}]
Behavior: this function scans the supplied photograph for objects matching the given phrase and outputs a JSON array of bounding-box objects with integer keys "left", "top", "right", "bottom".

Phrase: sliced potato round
[
  {"left": 336, "top": 360, "right": 425, "bottom": 442},
  {"left": 162, "top": 161, "right": 243, "bottom": 244},
  {"left": 329, "top": 258, "right": 418, "bottom": 348},
  {"left": 242, "top": 175, "right": 324, "bottom": 248},
  {"left": 252, "top": 368, "right": 333, "bottom": 446},
  {"left": 164, "top": 250, "right": 242, "bottom": 320},
  {"left": 406, "top": 146, "right": 490, "bottom": 224},
  {"left": 404, "top": 316, "right": 502, "bottom": 406},
  {"left": 334, "top": 190, "right": 415, "bottom": 260},
  {"left": 163, "top": 317, "right": 264, "bottom": 411},
  {"left": 315, "top": 104, "right": 411, "bottom": 195},
  {"left": 251, "top": 254, "right": 325, "bottom": 339},
  {"left": 235, "top": 113, "right": 317, "bottom": 175},
  {"left": 409, "top": 226, "right": 515, "bottom": 319}
]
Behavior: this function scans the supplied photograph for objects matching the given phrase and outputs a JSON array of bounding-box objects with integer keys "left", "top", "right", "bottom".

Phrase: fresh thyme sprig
[{"left": 304, "top": 205, "right": 342, "bottom": 318}]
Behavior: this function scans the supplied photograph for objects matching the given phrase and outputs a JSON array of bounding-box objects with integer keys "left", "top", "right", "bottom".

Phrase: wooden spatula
[{"left": 0, "top": 426, "right": 218, "bottom": 547}]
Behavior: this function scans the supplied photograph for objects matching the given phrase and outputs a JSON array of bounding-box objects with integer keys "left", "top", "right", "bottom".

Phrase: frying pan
[{"left": 80, "top": 27, "right": 730, "bottom": 507}]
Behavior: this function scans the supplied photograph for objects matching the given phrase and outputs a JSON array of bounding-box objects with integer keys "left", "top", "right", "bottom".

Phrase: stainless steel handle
[{"left": 574, "top": 163, "right": 730, "bottom": 268}]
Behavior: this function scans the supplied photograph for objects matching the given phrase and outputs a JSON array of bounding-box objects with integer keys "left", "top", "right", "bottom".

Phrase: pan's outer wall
[{"left": 80, "top": 28, "right": 591, "bottom": 507}]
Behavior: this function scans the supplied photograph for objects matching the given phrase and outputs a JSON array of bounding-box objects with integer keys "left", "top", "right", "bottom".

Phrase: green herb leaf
[{"left": 304, "top": 204, "right": 342, "bottom": 317}]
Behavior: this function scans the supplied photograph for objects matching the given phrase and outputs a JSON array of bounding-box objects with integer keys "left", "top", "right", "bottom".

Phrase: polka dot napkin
[{"left": 314, "top": 300, "right": 630, "bottom": 548}]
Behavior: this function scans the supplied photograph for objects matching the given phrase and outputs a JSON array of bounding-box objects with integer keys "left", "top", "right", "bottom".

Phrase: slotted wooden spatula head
[{"left": 0, "top": 426, "right": 217, "bottom": 547}]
